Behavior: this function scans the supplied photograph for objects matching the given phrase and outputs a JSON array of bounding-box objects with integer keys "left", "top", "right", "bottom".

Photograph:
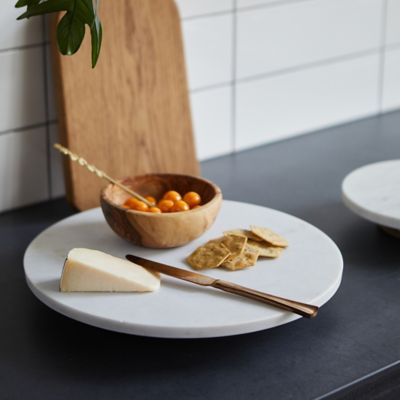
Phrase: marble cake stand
[
  {"left": 24, "top": 200, "right": 343, "bottom": 338},
  {"left": 342, "top": 160, "right": 400, "bottom": 236}
]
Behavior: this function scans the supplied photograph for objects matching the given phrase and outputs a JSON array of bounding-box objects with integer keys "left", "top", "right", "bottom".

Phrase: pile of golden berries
[{"left": 123, "top": 190, "right": 202, "bottom": 213}]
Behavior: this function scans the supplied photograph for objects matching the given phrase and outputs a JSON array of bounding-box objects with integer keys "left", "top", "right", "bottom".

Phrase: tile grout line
[
  {"left": 190, "top": 47, "right": 386, "bottom": 95},
  {"left": 0, "top": 120, "right": 58, "bottom": 137},
  {"left": 180, "top": 0, "right": 311, "bottom": 21},
  {"left": 41, "top": 16, "right": 52, "bottom": 200},
  {"left": 0, "top": 122, "right": 50, "bottom": 137},
  {"left": 203, "top": 108, "right": 399, "bottom": 161},
  {"left": 0, "top": 41, "right": 50, "bottom": 54},
  {"left": 231, "top": 0, "right": 238, "bottom": 154},
  {"left": 191, "top": 81, "right": 234, "bottom": 94},
  {"left": 377, "top": 0, "right": 388, "bottom": 113},
  {"left": 312, "top": 359, "right": 400, "bottom": 400},
  {"left": 182, "top": 9, "right": 233, "bottom": 21},
  {"left": 237, "top": 0, "right": 315, "bottom": 13},
  {"left": 235, "top": 47, "right": 383, "bottom": 85}
]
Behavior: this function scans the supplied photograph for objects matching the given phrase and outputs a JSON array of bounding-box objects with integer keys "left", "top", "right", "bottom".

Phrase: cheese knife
[{"left": 126, "top": 254, "right": 318, "bottom": 318}]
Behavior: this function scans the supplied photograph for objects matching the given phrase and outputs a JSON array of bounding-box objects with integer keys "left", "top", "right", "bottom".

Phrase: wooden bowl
[{"left": 100, "top": 174, "right": 223, "bottom": 248}]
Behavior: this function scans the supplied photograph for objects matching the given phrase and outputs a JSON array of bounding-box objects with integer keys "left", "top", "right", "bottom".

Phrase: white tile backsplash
[
  {"left": 182, "top": 14, "right": 233, "bottom": 90},
  {"left": 237, "top": 0, "right": 284, "bottom": 8},
  {"left": 0, "top": 47, "right": 46, "bottom": 133},
  {"left": 236, "top": 0, "right": 382, "bottom": 79},
  {"left": 49, "top": 124, "right": 65, "bottom": 198},
  {"left": 175, "top": 0, "right": 233, "bottom": 18},
  {"left": 2, "top": 0, "right": 400, "bottom": 212},
  {"left": 45, "top": 44, "right": 58, "bottom": 121},
  {"left": 0, "top": 127, "right": 48, "bottom": 212},
  {"left": 382, "top": 48, "right": 400, "bottom": 112},
  {"left": 0, "top": 4, "right": 43, "bottom": 50},
  {"left": 236, "top": 54, "right": 380, "bottom": 150},
  {"left": 191, "top": 86, "right": 233, "bottom": 160},
  {"left": 386, "top": 0, "right": 400, "bottom": 46}
]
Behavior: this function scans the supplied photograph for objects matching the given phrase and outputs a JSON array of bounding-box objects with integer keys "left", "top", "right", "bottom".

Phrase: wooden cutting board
[{"left": 51, "top": 0, "right": 199, "bottom": 210}]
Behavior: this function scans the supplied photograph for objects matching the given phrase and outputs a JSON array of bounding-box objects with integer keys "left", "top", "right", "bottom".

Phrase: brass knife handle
[{"left": 212, "top": 280, "right": 318, "bottom": 318}]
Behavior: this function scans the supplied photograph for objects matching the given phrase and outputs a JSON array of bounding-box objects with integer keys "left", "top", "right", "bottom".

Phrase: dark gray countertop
[{"left": 1, "top": 111, "right": 400, "bottom": 400}]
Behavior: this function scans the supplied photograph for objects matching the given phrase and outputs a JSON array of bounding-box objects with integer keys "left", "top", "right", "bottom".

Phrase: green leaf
[
  {"left": 16, "top": 0, "right": 103, "bottom": 68},
  {"left": 57, "top": 11, "right": 85, "bottom": 55},
  {"left": 17, "top": 0, "right": 72, "bottom": 19},
  {"left": 90, "top": 15, "right": 102, "bottom": 67},
  {"left": 80, "top": 0, "right": 95, "bottom": 18},
  {"left": 15, "top": 0, "right": 40, "bottom": 9},
  {"left": 74, "top": 0, "right": 96, "bottom": 25}
]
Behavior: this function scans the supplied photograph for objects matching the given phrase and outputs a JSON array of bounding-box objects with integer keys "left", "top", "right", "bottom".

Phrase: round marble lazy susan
[
  {"left": 342, "top": 160, "right": 400, "bottom": 232},
  {"left": 24, "top": 200, "right": 343, "bottom": 338}
]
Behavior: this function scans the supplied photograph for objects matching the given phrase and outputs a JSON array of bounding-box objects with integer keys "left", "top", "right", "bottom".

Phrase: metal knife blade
[
  {"left": 126, "top": 254, "right": 215, "bottom": 286},
  {"left": 126, "top": 254, "right": 319, "bottom": 318}
]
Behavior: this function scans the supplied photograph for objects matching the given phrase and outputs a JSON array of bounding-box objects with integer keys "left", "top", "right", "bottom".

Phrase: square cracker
[
  {"left": 222, "top": 245, "right": 260, "bottom": 271},
  {"left": 247, "top": 240, "right": 282, "bottom": 258},
  {"left": 187, "top": 240, "right": 231, "bottom": 270},
  {"left": 250, "top": 225, "right": 288, "bottom": 248},
  {"left": 223, "top": 229, "right": 263, "bottom": 242},
  {"left": 214, "top": 234, "right": 247, "bottom": 259}
]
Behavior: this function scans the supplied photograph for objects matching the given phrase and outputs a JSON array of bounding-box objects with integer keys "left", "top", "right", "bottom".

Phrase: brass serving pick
[{"left": 54, "top": 143, "right": 154, "bottom": 207}]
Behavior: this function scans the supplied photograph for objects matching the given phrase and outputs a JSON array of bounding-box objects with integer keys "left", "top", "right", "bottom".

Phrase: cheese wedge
[{"left": 60, "top": 248, "right": 160, "bottom": 292}]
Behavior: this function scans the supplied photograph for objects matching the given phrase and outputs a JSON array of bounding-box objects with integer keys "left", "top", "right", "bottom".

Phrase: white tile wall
[
  {"left": 0, "top": 47, "right": 46, "bottom": 132},
  {"left": 191, "top": 86, "right": 233, "bottom": 160},
  {"left": 182, "top": 13, "right": 233, "bottom": 90},
  {"left": 236, "top": 54, "right": 380, "bottom": 150},
  {"left": 237, "top": 0, "right": 289, "bottom": 9},
  {"left": 0, "top": 4, "right": 43, "bottom": 49},
  {"left": 1, "top": 0, "right": 400, "bottom": 212},
  {"left": 382, "top": 48, "right": 400, "bottom": 112},
  {"left": 45, "top": 44, "right": 58, "bottom": 121},
  {"left": 48, "top": 123, "right": 65, "bottom": 198},
  {"left": 175, "top": 0, "right": 233, "bottom": 18},
  {"left": 0, "top": 127, "right": 48, "bottom": 212},
  {"left": 386, "top": 0, "right": 400, "bottom": 46},
  {"left": 236, "top": 0, "right": 382, "bottom": 79}
]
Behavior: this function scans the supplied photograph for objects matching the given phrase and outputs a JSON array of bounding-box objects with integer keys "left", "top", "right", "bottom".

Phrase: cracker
[
  {"left": 222, "top": 245, "right": 260, "bottom": 271},
  {"left": 223, "top": 229, "right": 263, "bottom": 242},
  {"left": 215, "top": 234, "right": 247, "bottom": 259},
  {"left": 186, "top": 241, "right": 231, "bottom": 270},
  {"left": 247, "top": 240, "right": 283, "bottom": 258},
  {"left": 250, "top": 225, "right": 288, "bottom": 248}
]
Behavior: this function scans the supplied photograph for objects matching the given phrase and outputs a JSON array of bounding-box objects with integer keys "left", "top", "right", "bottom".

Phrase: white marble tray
[
  {"left": 342, "top": 160, "right": 400, "bottom": 231},
  {"left": 24, "top": 200, "right": 343, "bottom": 338}
]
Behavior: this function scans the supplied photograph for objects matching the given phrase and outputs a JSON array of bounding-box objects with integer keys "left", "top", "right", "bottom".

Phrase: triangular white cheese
[{"left": 60, "top": 248, "right": 160, "bottom": 292}]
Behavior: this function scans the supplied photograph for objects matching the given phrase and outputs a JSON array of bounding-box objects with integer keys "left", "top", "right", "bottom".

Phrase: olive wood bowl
[{"left": 100, "top": 173, "right": 222, "bottom": 248}]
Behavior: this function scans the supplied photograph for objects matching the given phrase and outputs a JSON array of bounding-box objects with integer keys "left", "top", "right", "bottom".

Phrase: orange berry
[
  {"left": 132, "top": 200, "right": 149, "bottom": 212},
  {"left": 149, "top": 206, "right": 161, "bottom": 214},
  {"left": 124, "top": 197, "right": 140, "bottom": 209},
  {"left": 191, "top": 205, "right": 201, "bottom": 209},
  {"left": 183, "top": 192, "right": 201, "bottom": 208},
  {"left": 163, "top": 190, "right": 182, "bottom": 202},
  {"left": 171, "top": 200, "right": 190, "bottom": 212},
  {"left": 158, "top": 199, "right": 174, "bottom": 212},
  {"left": 145, "top": 196, "right": 157, "bottom": 205}
]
